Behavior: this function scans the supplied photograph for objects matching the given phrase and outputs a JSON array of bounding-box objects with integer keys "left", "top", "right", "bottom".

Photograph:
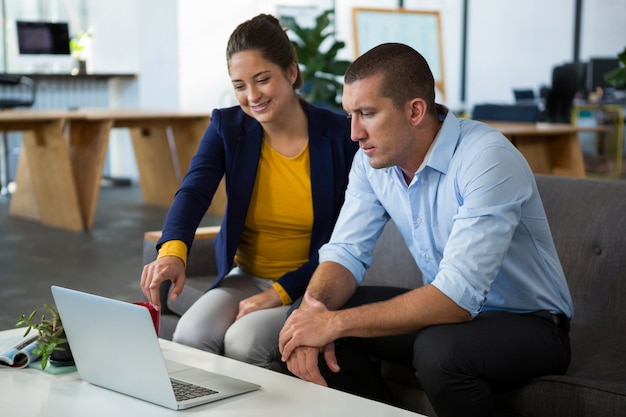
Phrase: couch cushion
[
  {"left": 494, "top": 324, "right": 626, "bottom": 417},
  {"left": 566, "top": 324, "right": 626, "bottom": 392},
  {"left": 495, "top": 376, "right": 626, "bottom": 417},
  {"left": 364, "top": 220, "right": 422, "bottom": 288},
  {"left": 535, "top": 175, "right": 626, "bottom": 330}
]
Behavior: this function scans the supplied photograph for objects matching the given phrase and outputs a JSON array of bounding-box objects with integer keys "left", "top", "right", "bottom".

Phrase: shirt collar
[
  {"left": 385, "top": 104, "right": 461, "bottom": 178},
  {"left": 422, "top": 104, "right": 461, "bottom": 175},
  {"left": 416, "top": 134, "right": 437, "bottom": 174}
]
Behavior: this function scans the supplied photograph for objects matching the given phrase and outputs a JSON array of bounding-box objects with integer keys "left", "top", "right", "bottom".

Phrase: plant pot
[{"left": 49, "top": 333, "right": 74, "bottom": 366}]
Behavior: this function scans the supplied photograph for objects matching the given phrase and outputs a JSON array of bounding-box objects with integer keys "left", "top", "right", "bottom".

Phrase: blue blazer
[{"left": 158, "top": 100, "right": 357, "bottom": 300}]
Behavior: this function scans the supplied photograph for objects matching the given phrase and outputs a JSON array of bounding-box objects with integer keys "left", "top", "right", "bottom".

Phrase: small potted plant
[
  {"left": 16, "top": 304, "right": 73, "bottom": 370},
  {"left": 69, "top": 28, "right": 94, "bottom": 74}
]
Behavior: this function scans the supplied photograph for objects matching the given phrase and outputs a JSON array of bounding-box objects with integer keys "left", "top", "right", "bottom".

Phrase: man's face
[{"left": 342, "top": 74, "right": 416, "bottom": 171}]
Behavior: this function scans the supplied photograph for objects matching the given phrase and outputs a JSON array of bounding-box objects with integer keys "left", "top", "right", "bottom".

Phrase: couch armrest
[
  {"left": 143, "top": 226, "right": 221, "bottom": 277},
  {"left": 143, "top": 225, "right": 221, "bottom": 243}
]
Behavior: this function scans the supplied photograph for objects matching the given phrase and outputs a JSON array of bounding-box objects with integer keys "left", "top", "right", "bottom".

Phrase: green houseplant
[
  {"left": 281, "top": 9, "right": 352, "bottom": 109},
  {"left": 604, "top": 46, "right": 626, "bottom": 88},
  {"left": 16, "top": 304, "right": 72, "bottom": 369}
]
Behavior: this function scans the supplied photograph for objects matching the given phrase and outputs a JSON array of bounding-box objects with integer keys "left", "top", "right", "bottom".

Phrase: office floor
[{"left": 0, "top": 184, "right": 219, "bottom": 330}]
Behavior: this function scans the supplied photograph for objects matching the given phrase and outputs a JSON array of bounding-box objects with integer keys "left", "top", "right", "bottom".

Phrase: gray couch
[{"left": 143, "top": 174, "right": 626, "bottom": 416}]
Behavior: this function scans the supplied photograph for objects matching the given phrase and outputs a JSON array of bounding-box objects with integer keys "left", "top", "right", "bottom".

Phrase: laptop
[{"left": 51, "top": 285, "right": 261, "bottom": 410}]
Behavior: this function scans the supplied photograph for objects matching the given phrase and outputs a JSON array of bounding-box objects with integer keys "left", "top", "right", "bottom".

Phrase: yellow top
[
  {"left": 158, "top": 139, "right": 313, "bottom": 305},
  {"left": 235, "top": 140, "right": 313, "bottom": 283}
]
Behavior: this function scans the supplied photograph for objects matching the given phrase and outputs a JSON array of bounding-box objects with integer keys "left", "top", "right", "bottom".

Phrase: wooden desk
[
  {"left": 2, "top": 109, "right": 214, "bottom": 231},
  {"left": 0, "top": 110, "right": 83, "bottom": 230},
  {"left": 78, "top": 109, "right": 213, "bottom": 210},
  {"left": 486, "top": 121, "right": 588, "bottom": 178}
]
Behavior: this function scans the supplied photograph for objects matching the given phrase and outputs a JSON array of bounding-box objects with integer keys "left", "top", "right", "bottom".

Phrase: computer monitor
[
  {"left": 513, "top": 89, "right": 536, "bottom": 102},
  {"left": 586, "top": 58, "right": 621, "bottom": 91},
  {"left": 17, "top": 21, "right": 71, "bottom": 55},
  {"left": 15, "top": 21, "right": 73, "bottom": 73}
]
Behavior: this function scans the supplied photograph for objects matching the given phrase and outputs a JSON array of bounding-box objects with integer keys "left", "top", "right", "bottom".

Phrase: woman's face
[{"left": 229, "top": 50, "right": 297, "bottom": 124}]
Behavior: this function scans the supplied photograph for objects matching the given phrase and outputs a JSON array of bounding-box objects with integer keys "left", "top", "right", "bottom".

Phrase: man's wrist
[{"left": 329, "top": 310, "right": 348, "bottom": 340}]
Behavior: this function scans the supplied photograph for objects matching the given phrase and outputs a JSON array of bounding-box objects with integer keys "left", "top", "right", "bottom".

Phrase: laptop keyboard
[{"left": 171, "top": 379, "right": 219, "bottom": 401}]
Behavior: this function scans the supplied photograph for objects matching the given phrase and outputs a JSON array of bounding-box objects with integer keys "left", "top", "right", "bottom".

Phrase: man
[{"left": 278, "top": 43, "right": 573, "bottom": 417}]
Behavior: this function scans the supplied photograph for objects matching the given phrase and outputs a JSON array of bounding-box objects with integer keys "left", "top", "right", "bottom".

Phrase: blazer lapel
[
  {"left": 307, "top": 106, "right": 335, "bottom": 228},
  {"left": 225, "top": 118, "right": 263, "bottom": 248}
]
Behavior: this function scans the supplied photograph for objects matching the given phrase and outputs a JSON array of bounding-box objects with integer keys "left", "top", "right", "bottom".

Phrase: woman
[{"left": 140, "top": 14, "right": 357, "bottom": 371}]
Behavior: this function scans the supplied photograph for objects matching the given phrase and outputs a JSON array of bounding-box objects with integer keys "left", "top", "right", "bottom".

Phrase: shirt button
[
  {"left": 416, "top": 217, "right": 422, "bottom": 224},
  {"left": 423, "top": 253, "right": 431, "bottom": 260}
]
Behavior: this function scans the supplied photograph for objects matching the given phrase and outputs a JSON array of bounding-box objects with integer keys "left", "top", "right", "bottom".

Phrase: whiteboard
[{"left": 352, "top": 8, "right": 445, "bottom": 99}]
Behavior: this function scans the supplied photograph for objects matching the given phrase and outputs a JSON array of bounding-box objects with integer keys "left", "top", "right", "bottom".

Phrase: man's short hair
[{"left": 345, "top": 43, "right": 436, "bottom": 114}]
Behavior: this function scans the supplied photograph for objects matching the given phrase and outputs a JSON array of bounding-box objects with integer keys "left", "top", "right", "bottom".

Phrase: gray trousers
[{"left": 172, "top": 267, "right": 289, "bottom": 372}]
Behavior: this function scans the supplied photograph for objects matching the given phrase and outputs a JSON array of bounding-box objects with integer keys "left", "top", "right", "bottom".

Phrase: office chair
[
  {"left": 0, "top": 75, "right": 37, "bottom": 196},
  {"left": 0, "top": 75, "right": 36, "bottom": 108},
  {"left": 472, "top": 103, "right": 540, "bottom": 122},
  {"left": 545, "top": 63, "right": 584, "bottom": 123}
]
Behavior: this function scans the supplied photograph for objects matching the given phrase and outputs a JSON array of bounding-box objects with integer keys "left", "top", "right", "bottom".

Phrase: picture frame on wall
[{"left": 352, "top": 8, "right": 445, "bottom": 101}]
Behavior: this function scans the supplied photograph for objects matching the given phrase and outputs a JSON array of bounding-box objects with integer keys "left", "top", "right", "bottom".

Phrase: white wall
[
  {"left": 467, "top": 0, "right": 575, "bottom": 107},
  {"left": 581, "top": 0, "right": 626, "bottom": 58},
  {"left": 86, "top": 0, "right": 140, "bottom": 75},
  {"left": 175, "top": 0, "right": 335, "bottom": 111}
]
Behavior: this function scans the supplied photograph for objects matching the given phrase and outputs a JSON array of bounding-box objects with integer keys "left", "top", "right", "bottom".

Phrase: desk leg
[
  {"left": 510, "top": 134, "right": 586, "bottom": 178},
  {"left": 129, "top": 126, "right": 179, "bottom": 207},
  {"left": 168, "top": 118, "right": 226, "bottom": 216},
  {"left": 10, "top": 121, "right": 84, "bottom": 231},
  {"left": 511, "top": 139, "right": 552, "bottom": 175},
  {"left": 548, "top": 133, "right": 586, "bottom": 178},
  {"left": 169, "top": 117, "right": 208, "bottom": 177},
  {"left": 69, "top": 119, "right": 113, "bottom": 230},
  {"left": 9, "top": 145, "right": 39, "bottom": 221}
]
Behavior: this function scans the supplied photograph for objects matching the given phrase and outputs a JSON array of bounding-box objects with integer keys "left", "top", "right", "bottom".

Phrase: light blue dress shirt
[{"left": 319, "top": 108, "right": 574, "bottom": 318}]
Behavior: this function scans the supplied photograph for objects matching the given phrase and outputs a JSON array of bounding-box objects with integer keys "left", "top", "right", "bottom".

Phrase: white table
[{"left": 0, "top": 328, "right": 421, "bottom": 416}]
